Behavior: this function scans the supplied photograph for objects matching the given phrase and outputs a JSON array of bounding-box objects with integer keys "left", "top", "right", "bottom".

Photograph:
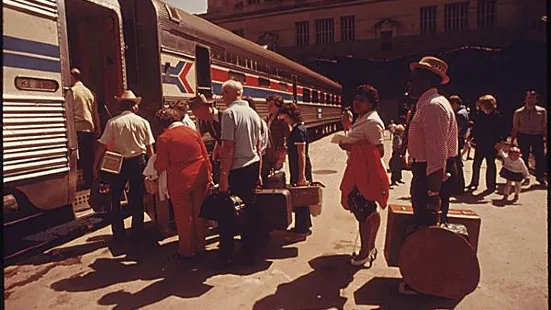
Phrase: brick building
[{"left": 200, "top": 0, "right": 546, "bottom": 124}]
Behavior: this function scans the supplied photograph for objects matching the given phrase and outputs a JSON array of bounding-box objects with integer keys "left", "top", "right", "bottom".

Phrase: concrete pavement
[{"left": 4, "top": 132, "right": 548, "bottom": 309}]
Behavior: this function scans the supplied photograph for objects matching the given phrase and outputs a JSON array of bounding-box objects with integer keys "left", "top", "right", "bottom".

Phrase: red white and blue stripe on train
[{"left": 161, "top": 58, "right": 341, "bottom": 105}]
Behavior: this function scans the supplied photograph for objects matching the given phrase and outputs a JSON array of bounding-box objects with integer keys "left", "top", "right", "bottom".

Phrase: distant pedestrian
[
  {"left": 387, "top": 120, "right": 396, "bottom": 140},
  {"left": 449, "top": 95, "right": 468, "bottom": 195},
  {"left": 467, "top": 95, "right": 506, "bottom": 193},
  {"left": 341, "top": 107, "right": 353, "bottom": 135},
  {"left": 511, "top": 90, "right": 547, "bottom": 185},
  {"left": 462, "top": 121, "right": 474, "bottom": 160},
  {"left": 495, "top": 142, "right": 529, "bottom": 202},
  {"left": 390, "top": 125, "right": 405, "bottom": 186}
]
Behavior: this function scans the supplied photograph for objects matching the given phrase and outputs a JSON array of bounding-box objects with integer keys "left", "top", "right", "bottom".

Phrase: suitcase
[
  {"left": 288, "top": 182, "right": 324, "bottom": 207},
  {"left": 399, "top": 226, "right": 480, "bottom": 299},
  {"left": 255, "top": 188, "right": 292, "bottom": 231},
  {"left": 264, "top": 171, "right": 286, "bottom": 189},
  {"left": 384, "top": 204, "right": 481, "bottom": 267}
]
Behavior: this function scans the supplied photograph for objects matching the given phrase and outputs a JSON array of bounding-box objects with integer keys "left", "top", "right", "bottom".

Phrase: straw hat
[
  {"left": 188, "top": 94, "right": 215, "bottom": 110},
  {"left": 409, "top": 56, "right": 450, "bottom": 85},
  {"left": 114, "top": 90, "right": 141, "bottom": 104}
]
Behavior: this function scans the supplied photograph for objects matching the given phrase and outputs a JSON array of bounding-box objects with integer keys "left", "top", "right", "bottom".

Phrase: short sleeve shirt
[
  {"left": 348, "top": 110, "right": 385, "bottom": 145},
  {"left": 287, "top": 123, "right": 312, "bottom": 183},
  {"left": 98, "top": 111, "right": 155, "bottom": 158},
  {"left": 221, "top": 100, "right": 261, "bottom": 170}
]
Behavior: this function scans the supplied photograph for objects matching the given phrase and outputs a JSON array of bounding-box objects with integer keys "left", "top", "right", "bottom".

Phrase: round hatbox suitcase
[{"left": 398, "top": 226, "right": 480, "bottom": 299}]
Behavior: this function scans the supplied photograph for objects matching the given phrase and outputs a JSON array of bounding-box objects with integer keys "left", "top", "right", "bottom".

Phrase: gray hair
[{"left": 222, "top": 79, "right": 243, "bottom": 95}]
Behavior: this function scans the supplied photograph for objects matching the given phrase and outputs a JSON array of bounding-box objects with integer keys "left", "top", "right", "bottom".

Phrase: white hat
[
  {"left": 409, "top": 56, "right": 450, "bottom": 85},
  {"left": 114, "top": 90, "right": 142, "bottom": 104}
]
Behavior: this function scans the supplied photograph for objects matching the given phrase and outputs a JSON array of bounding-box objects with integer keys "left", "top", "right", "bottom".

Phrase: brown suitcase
[
  {"left": 255, "top": 189, "right": 292, "bottom": 231},
  {"left": 288, "top": 182, "right": 324, "bottom": 207},
  {"left": 384, "top": 205, "right": 481, "bottom": 267}
]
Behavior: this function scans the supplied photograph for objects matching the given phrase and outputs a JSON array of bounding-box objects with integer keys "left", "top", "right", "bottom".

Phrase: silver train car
[{"left": 3, "top": 0, "right": 343, "bottom": 255}]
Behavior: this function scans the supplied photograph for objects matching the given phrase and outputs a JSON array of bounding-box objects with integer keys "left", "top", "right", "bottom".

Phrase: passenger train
[{"left": 3, "top": 0, "right": 343, "bottom": 257}]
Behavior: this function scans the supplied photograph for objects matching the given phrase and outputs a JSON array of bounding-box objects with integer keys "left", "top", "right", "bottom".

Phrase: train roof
[{"left": 152, "top": 0, "right": 342, "bottom": 93}]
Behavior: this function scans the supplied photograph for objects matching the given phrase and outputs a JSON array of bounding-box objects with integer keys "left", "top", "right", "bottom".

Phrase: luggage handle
[{"left": 289, "top": 181, "right": 326, "bottom": 188}]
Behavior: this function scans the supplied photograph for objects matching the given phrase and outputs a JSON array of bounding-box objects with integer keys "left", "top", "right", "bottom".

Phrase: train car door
[{"left": 63, "top": 0, "right": 125, "bottom": 213}]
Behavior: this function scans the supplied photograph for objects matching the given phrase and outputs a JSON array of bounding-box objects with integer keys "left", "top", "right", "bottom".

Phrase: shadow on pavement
[
  {"left": 253, "top": 254, "right": 362, "bottom": 310},
  {"left": 48, "top": 227, "right": 307, "bottom": 309},
  {"left": 313, "top": 169, "right": 339, "bottom": 175},
  {"left": 354, "top": 277, "right": 464, "bottom": 310}
]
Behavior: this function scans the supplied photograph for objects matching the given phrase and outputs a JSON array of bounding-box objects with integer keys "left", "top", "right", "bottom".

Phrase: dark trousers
[
  {"left": 454, "top": 155, "right": 466, "bottom": 195},
  {"left": 390, "top": 151, "right": 403, "bottom": 183},
  {"left": 218, "top": 161, "right": 260, "bottom": 258},
  {"left": 293, "top": 206, "right": 312, "bottom": 234},
  {"left": 518, "top": 133, "right": 545, "bottom": 179},
  {"left": 411, "top": 163, "right": 438, "bottom": 227},
  {"left": 470, "top": 148, "right": 497, "bottom": 191},
  {"left": 107, "top": 154, "right": 147, "bottom": 240},
  {"left": 77, "top": 131, "right": 96, "bottom": 188}
]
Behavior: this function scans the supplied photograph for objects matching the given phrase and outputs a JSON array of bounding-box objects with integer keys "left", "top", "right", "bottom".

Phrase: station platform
[{"left": 4, "top": 132, "right": 548, "bottom": 309}]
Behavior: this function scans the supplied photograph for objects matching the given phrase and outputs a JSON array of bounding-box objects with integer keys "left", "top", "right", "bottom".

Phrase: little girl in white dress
[{"left": 496, "top": 142, "right": 530, "bottom": 201}]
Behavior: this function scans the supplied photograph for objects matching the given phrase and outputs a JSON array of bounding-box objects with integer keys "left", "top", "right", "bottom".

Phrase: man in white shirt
[
  {"left": 93, "top": 90, "right": 155, "bottom": 244},
  {"left": 218, "top": 79, "right": 262, "bottom": 266}
]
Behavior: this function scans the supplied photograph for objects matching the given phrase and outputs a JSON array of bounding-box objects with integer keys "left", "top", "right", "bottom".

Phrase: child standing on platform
[
  {"left": 496, "top": 142, "right": 529, "bottom": 202},
  {"left": 390, "top": 125, "right": 405, "bottom": 186}
]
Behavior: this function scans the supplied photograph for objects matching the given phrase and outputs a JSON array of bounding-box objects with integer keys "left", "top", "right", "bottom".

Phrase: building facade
[{"left": 201, "top": 0, "right": 546, "bottom": 124}]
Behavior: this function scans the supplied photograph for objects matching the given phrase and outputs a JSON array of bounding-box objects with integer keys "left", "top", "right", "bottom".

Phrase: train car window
[
  {"left": 279, "top": 83, "right": 288, "bottom": 91},
  {"left": 229, "top": 71, "right": 246, "bottom": 84},
  {"left": 303, "top": 88, "right": 311, "bottom": 102},
  {"left": 329, "top": 94, "right": 334, "bottom": 104},
  {"left": 237, "top": 56, "right": 246, "bottom": 67},
  {"left": 259, "top": 77, "right": 271, "bottom": 87},
  {"left": 195, "top": 45, "right": 212, "bottom": 90},
  {"left": 312, "top": 90, "right": 319, "bottom": 103},
  {"left": 165, "top": 5, "right": 181, "bottom": 23},
  {"left": 320, "top": 92, "right": 325, "bottom": 103}
]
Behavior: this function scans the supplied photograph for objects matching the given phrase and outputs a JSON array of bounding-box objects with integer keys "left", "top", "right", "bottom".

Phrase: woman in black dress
[{"left": 279, "top": 103, "right": 313, "bottom": 238}]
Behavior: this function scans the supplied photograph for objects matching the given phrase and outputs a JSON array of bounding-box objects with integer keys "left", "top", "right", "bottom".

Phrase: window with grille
[
  {"left": 420, "top": 6, "right": 437, "bottom": 34},
  {"left": 296, "top": 21, "right": 309, "bottom": 46},
  {"left": 477, "top": 0, "right": 496, "bottom": 29},
  {"left": 315, "top": 19, "right": 334, "bottom": 44},
  {"left": 340, "top": 16, "right": 355, "bottom": 42},
  {"left": 232, "top": 29, "right": 244, "bottom": 37},
  {"left": 445, "top": 2, "right": 470, "bottom": 32}
]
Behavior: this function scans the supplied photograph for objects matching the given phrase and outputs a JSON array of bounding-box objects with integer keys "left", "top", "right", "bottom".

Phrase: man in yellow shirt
[{"left": 65, "top": 68, "right": 101, "bottom": 188}]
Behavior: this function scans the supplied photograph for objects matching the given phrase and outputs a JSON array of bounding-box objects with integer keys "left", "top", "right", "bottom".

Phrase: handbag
[
  {"left": 144, "top": 177, "right": 158, "bottom": 195},
  {"left": 199, "top": 188, "right": 246, "bottom": 223},
  {"left": 88, "top": 180, "right": 113, "bottom": 213},
  {"left": 288, "top": 181, "right": 325, "bottom": 207},
  {"left": 347, "top": 186, "right": 377, "bottom": 222},
  {"left": 100, "top": 151, "right": 124, "bottom": 174}
]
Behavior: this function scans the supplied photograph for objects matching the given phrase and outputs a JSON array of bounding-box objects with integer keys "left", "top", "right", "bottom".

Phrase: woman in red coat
[{"left": 154, "top": 108, "right": 213, "bottom": 258}]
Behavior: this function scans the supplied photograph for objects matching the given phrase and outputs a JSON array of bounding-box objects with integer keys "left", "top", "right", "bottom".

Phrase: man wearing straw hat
[
  {"left": 399, "top": 56, "right": 459, "bottom": 294},
  {"left": 93, "top": 90, "right": 155, "bottom": 245}
]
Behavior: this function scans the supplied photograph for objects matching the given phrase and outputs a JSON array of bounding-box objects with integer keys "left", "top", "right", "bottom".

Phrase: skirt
[
  {"left": 347, "top": 187, "right": 377, "bottom": 222},
  {"left": 499, "top": 168, "right": 524, "bottom": 182}
]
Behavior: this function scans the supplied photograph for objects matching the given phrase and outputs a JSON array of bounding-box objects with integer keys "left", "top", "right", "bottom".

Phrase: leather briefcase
[
  {"left": 264, "top": 171, "right": 286, "bottom": 189},
  {"left": 384, "top": 205, "right": 481, "bottom": 267},
  {"left": 255, "top": 188, "right": 292, "bottom": 231},
  {"left": 399, "top": 226, "right": 480, "bottom": 299},
  {"left": 288, "top": 181, "right": 325, "bottom": 207}
]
